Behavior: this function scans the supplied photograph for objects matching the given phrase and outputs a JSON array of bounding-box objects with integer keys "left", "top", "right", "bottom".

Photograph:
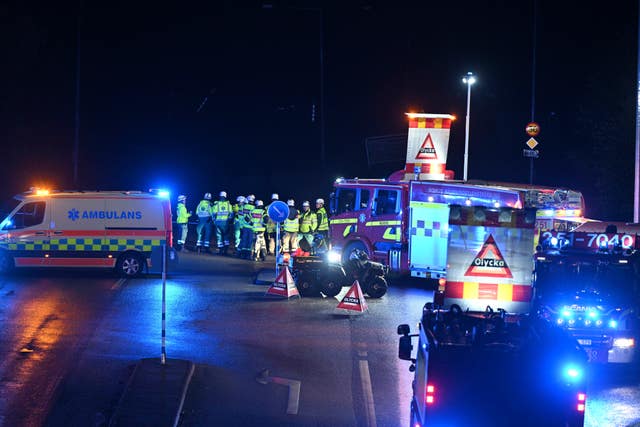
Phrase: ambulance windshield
[{"left": 0, "top": 198, "right": 21, "bottom": 225}]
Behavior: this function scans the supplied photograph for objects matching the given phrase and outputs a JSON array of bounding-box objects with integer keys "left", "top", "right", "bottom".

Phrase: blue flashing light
[
  {"left": 563, "top": 365, "right": 583, "bottom": 381},
  {"left": 561, "top": 309, "right": 572, "bottom": 318},
  {"left": 157, "top": 190, "right": 170, "bottom": 198},
  {"left": 609, "top": 320, "right": 618, "bottom": 329},
  {"left": 587, "top": 311, "right": 598, "bottom": 319},
  {"left": 550, "top": 237, "right": 558, "bottom": 247},
  {"left": 557, "top": 318, "right": 564, "bottom": 325}
]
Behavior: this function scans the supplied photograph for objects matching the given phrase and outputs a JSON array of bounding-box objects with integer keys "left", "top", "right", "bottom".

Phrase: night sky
[{"left": 1, "top": 1, "right": 637, "bottom": 220}]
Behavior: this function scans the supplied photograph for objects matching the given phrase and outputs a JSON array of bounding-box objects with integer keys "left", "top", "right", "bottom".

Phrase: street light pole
[{"left": 462, "top": 72, "right": 476, "bottom": 181}]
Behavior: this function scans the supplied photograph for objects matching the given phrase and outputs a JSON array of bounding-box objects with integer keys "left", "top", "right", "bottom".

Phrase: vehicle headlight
[
  {"left": 608, "top": 320, "right": 618, "bottom": 329},
  {"left": 613, "top": 338, "right": 635, "bottom": 349},
  {"left": 327, "top": 250, "right": 342, "bottom": 264}
]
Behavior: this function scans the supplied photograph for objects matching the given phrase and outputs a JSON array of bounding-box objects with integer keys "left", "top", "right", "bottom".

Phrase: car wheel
[
  {"left": 321, "top": 275, "right": 343, "bottom": 297},
  {"left": 116, "top": 253, "right": 144, "bottom": 277},
  {"left": 365, "top": 276, "right": 388, "bottom": 298},
  {"left": 342, "top": 241, "right": 368, "bottom": 265},
  {"left": 0, "top": 252, "right": 14, "bottom": 274},
  {"left": 297, "top": 274, "right": 321, "bottom": 297}
]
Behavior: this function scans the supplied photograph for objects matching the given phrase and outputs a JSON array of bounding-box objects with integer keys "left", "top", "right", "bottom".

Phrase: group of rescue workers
[{"left": 174, "top": 192, "right": 329, "bottom": 261}]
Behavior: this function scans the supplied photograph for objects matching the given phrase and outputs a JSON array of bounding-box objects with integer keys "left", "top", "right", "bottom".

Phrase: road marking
[
  {"left": 111, "top": 278, "right": 126, "bottom": 290},
  {"left": 358, "top": 350, "right": 377, "bottom": 427},
  {"left": 255, "top": 369, "right": 301, "bottom": 415}
]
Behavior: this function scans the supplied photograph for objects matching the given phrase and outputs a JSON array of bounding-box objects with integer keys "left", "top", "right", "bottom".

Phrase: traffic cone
[
  {"left": 335, "top": 280, "right": 368, "bottom": 315},
  {"left": 265, "top": 266, "right": 300, "bottom": 299}
]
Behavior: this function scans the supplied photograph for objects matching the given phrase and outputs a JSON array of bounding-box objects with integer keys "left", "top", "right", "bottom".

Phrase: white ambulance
[{"left": 0, "top": 188, "right": 174, "bottom": 277}]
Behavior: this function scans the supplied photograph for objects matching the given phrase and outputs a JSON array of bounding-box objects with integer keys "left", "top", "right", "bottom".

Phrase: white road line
[
  {"left": 358, "top": 351, "right": 377, "bottom": 427},
  {"left": 270, "top": 376, "right": 302, "bottom": 415},
  {"left": 111, "top": 278, "right": 126, "bottom": 290}
]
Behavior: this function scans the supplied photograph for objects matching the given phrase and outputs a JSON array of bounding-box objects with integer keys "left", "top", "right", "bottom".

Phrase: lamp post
[{"left": 462, "top": 72, "right": 476, "bottom": 181}]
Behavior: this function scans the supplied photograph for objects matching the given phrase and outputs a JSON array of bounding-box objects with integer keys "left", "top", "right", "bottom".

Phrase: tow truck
[
  {"left": 535, "top": 229, "right": 640, "bottom": 364},
  {"left": 398, "top": 304, "right": 587, "bottom": 427}
]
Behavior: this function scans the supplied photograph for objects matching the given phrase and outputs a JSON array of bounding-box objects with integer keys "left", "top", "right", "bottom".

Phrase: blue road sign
[{"left": 268, "top": 201, "right": 289, "bottom": 223}]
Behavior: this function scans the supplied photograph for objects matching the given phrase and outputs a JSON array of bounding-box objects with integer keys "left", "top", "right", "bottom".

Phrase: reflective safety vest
[
  {"left": 299, "top": 209, "right": 317, "bottom": 233},
  {"left": 177, "top": 202, "right": 191, "bottom": 224},
  {"left": 241, "top": 204, "right": 255, "bottom": 229},
  {"left": 283, "top": 208, "right": 300, "bottom": 233},
  {"left": 212, "top": 200, "right": 232, "bottom": 224},
  {"left": 251, "top": 208, "right": 266, "bottom": 232},
  {"left": 232, "top": 203, "right": 242, "bottom": 224},
  {"left": 316, "top": 206, "right": 329, "bottom": 231},
  {"left": 196, "top": 200, "right": 212, "bottom": 219}
]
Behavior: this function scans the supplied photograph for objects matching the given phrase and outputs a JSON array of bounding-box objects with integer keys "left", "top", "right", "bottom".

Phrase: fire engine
[
  {"left": 535, "top": 227, "right": 640, "bottom": 364},
  {"left": 398, "top": 304, "right": 587, "bottom": 426},
  {"left": 328, "top": 113, "right": 584, "bottom": 311}
]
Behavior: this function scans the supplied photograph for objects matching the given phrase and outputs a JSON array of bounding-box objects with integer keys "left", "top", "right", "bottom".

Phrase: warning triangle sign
[
  {"left": 335, "top": 280, "right": 368, "bottom": 314},
  {"left": 266, "top": 266, "right": 300, "bottom": 298},
  {"left": 415, "top": 133, "right": 438, "bottom": 160},
  {"left": 464, "top": 234, "right": 513, "bottom": 278}
]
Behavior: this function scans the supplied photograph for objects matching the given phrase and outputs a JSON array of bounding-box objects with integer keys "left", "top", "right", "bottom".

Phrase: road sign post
[{"left": 268, "top": 201, "right": 290, "bottom": 276}]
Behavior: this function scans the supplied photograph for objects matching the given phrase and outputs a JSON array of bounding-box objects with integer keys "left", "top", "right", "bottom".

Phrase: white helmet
[
  {"left": 271, "top": 193, "right": 279, "bottom": 200},
  {"left": 178, "top": 195, "right": 186, "bottom": 202},
  {"left": 256, "top": 200, "right": 264, "bottom": 207},
  {"left": 219, "top": 191, "right": 227, "bottom": 198},
  {"left": 302, "top": 200, "right": 310, "bottom": 207},
  {"left": 204, "top": 193, "right": 212, "bottom": 200},
  {"left": 316, "top": 198, "right": 324, "bottom": 205},
  {"left": 287, "top": 199, "right": 295, "bottom": 207},
  {"left": 237, "top": 196, "right": 246, "bottom": 203},
  {"left": 247, "top": 194, "right": 256, "bottom": 203}
]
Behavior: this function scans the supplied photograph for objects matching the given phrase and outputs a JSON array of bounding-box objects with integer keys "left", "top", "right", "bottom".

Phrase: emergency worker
[
  {"left": 265, "top": 193, "right": 280, "bottom": 255},
  {"left": 233, "top": 196, "right": 246, "bottom": 253},
  {"left": 238, "top": 195, "right": 256, "bottom": 259},
  {"left": 282, "top": 199, "right": 300, "bottom": 254},
  {"left": 175, "top": 195, "right": 191, "bottom": 251},
  {"left": 251, "top": 200, "right": 267, "bottom": 261},
  {"left": 195, "top": 192, "right": 213, "bottom": 252},
  {"left": 211, "top": 191, "right": 232, "bottom": 255},
  {"left": 298, "top": 200, "right": 317, "bottom": 251},
  {"left": 315, "top": 198, "right": 330, "bottom": 248}
]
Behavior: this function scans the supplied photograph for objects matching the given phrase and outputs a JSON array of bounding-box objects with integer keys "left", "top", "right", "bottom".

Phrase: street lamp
[{"left": 462, "top": 72, "right": 476, "bottom": 181}]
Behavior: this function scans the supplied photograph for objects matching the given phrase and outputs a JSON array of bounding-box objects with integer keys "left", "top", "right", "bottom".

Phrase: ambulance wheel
[
  {"left": 116, "top": 252, "right": 144, "bottom": 277},
  {"left": 0, "top": 252, "right": 14, "bottom": 274},
  {"left": 297, "top": 274, "right": 320, "bottom": 297},
  {"left": 342, "top": 241, "right": 368, "bottom": 265},
  {"left": 365, "top": 276, "right": 388, "bottom": 298},
  {"left": 321, "top": 276, "right": 342, "bottom": 297}
]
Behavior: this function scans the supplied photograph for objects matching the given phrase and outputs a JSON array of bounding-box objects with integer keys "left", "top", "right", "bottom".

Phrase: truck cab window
[
  {"left": 9, "top": 202, "right": 46, "bottom": 229},
  {"left": 337, "top": 189, "right": 357, "bottom": 214},
  {"left": 373, "top": 189, "right": 399, "bottom": 216}
]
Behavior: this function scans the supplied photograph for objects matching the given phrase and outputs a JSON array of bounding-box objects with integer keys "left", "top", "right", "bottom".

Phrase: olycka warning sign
[
  {"left": 415, "top": 133, "right": 438, "bottom": 160},
  {"left": 464, "top": 234, "right": 513, "bottom": 278},
  {"left": 336, "top": 281, "right": 368, "bottom": 314}
]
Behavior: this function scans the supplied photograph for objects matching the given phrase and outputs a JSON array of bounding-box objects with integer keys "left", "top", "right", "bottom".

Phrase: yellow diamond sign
[{"left": 526, "top": 137, "right": 539, "bottom": 149}]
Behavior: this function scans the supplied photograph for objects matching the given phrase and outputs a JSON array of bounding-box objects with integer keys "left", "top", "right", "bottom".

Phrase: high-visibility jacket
[
  {"left": 211, "top": 200, "right": 232, "bottom": 224},
  {"left": 251, "top": 208, "right": 266, "bottom": 232},
  {"left": 299, "top": 209, "right": 318, "bottom": 233},
  {"left": 316, "top": 206, "right": 329, "bottom": 231},
  {"left": 283, "top": 208, "right": 300, "bottom": 232},
  {"left": 232, "top": 203, "right": 242, "bottom": 224},
  {"left": 241, "top": 204, "right": 255, "bottom": 229},
  {"left": 177, "top": 202, "right": 191, "bottom": 224},
  {"left": 196, "top": 200, "right": 212, "bottom": 219}
]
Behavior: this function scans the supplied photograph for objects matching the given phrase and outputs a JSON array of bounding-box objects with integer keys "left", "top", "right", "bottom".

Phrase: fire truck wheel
[
  {"left": 342, "top": 241, "right": 368, "bottom": 265},
  {"left": 365, "top": 276, "right": 387, "bottom": 298},
  {"left": 321, "top": 276, "right": 342, "bottom": 297},
  {"left": 297, "top": 274, "right": 321, "bottom": 296},
  {"left": 0, "top": 252, "right": 14, "bottom": 274},
  {"left": 116, "top": 252, "right": 144, "bottom": 277}
]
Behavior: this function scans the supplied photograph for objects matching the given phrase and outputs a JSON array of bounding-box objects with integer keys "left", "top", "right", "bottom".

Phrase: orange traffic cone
[
  {"left": 265, "top": 266, "right": 300, "bottom": 299},
  {"left": 335, "top": 280, "right": 368, "bottom": 314}
]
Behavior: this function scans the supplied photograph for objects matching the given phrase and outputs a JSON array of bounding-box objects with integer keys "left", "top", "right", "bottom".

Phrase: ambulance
[{"left": 0, "top": 188, "right": 174, "bottom": 277}]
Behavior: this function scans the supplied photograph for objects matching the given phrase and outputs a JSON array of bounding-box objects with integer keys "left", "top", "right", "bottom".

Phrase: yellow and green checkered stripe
[{"left": 3, "top": 238, "right": 164, "bottom": 252}]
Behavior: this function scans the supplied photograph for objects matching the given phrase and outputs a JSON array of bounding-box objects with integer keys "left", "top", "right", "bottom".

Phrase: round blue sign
[{"left": 267, "top": 200, "right": 289, "bottom": 223}]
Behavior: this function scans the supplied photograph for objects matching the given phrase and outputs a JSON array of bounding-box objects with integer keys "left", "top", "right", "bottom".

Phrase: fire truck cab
[{"left": 398, "top": 304, "right": 587, "bottom": 427}]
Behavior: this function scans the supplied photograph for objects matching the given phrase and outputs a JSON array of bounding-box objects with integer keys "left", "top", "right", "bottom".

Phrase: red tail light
[
  {"left": 576, "top": 392, "right": 586, "bottom": 412},
  {"left": 426, "top": 383, "right": 436, "bottom": 405}
]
